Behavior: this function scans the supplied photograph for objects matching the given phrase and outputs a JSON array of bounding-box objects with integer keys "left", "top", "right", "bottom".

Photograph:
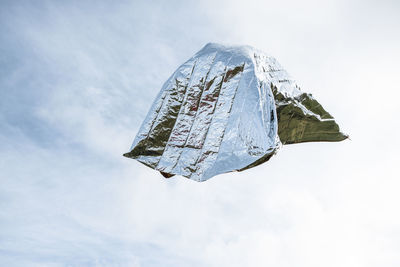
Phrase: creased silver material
[{"left": 124, "top": 43, "right": 347, "bottom": 181}]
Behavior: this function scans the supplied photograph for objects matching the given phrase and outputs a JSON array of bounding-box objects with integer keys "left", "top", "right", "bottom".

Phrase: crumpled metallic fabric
[{"left": 124, "top": 43, "right": 347, "bottom": 181}]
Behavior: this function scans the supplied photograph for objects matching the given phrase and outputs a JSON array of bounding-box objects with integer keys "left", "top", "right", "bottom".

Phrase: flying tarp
[{"left": 124, "top": 43, "right": 347, "bottom": 181}]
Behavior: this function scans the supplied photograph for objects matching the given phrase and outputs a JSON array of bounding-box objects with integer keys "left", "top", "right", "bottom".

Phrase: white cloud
[{"left": 0, "top": 0, "right": 399, "bottom": 266}]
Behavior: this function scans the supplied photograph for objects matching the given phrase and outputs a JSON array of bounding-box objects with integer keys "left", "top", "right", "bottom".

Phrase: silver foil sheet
[{"left": 124, "top": 43, "right": 347, "bottom": 181}]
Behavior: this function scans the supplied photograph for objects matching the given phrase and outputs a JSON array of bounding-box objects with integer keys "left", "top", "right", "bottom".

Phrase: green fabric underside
[
  {"left": 240, "top": 85, "right": 347, "bottom": 171},
  {"left": 275, "top": 90, "right": 347, "bottom": 144}
]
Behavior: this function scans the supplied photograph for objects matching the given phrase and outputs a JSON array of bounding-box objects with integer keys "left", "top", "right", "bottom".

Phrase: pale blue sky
[{"left": 1, "top": 0, "right": 399, "bottom": 266}]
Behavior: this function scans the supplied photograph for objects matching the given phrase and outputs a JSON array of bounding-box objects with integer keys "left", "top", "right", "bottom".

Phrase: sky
[{"left": 0, "top": 0, "right": 399, "bottom": 266}]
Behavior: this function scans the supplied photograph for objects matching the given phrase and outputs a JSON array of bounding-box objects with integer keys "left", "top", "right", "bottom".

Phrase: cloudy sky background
[{"left": 1, "top": 0, "right": 399, "bottom": 266}]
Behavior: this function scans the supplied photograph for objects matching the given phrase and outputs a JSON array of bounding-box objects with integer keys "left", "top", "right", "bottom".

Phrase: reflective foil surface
[{"left": 124, "top": 43, "right": 347, "bottom": 181}]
